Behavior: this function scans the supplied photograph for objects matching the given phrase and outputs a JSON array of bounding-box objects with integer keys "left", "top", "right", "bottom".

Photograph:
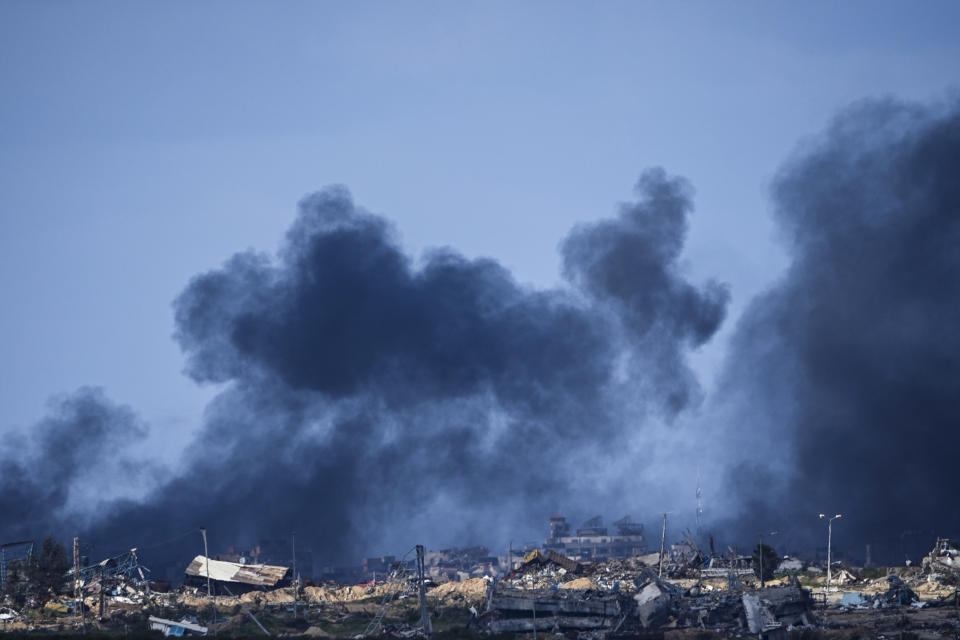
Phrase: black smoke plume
[
  {"left": 717, "top": 98, "right": 960, "bottom": 562},
  {"left": 6, "top": 169, "right": 724, "bottom": 570}
]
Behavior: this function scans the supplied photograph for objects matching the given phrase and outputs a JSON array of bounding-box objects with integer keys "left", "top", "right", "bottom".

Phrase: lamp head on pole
[
  {"left": 819, "top": 514, "right": 825, "bottom": 519},
  {"left": 835, "top": 514, "right": 842, "bottom": 519}
]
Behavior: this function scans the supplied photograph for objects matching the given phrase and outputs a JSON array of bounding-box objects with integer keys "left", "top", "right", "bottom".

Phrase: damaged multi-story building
[
  {"left": 424, "top": 546, "right": 499, "bottom": 581},
  {"left": 542, "top": 515, "right": 648, "bottom": 561}
]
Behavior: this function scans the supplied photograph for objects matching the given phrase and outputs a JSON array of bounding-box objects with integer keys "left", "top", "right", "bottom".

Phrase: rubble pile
[
  {"left": 5, "top": 533, "right": 960, "bottom": 638},
  {"left": 485, "top": 565, "right": 817, "bottom": 637},
  {"left": 505, "top": 555, "right": 573, "bottom": 590},
  {"left": 882, "top": 574, "right": 920, "bottom": 606},
  {"left": 922, "top": 537, "right": 960, "bottom": 583},
  {"left": 506, "top": 548, "right": 707, "bottom": 592}
]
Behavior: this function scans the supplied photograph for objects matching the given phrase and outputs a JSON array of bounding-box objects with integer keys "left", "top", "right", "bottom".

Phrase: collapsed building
[
  {"left": 320, "top": 546, "right": 499, "bottom": 585},
  {"left": 486, "top": 556, "right": 817, "bottom": 637},
  {"left": 543, "top": 515, "right": 648, "bottom": 561},
  {"left": 423, "top": 546, "right": 499, "bottom": 582}
]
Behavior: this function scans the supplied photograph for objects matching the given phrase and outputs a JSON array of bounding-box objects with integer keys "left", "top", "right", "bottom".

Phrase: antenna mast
[{"left": 696, "top": 466, "right": 703, "bottom": 536}]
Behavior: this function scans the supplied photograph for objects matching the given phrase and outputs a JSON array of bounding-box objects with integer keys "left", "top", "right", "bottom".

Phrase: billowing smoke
[
  {"left": 7, "top": 98, "right": 958, "bottom": 572},
  {"left": 2, "top": 169, "right": 724, "bottom": 570},
  {"left": 716, "top": 98, "right": 960, "bottom": 562}
]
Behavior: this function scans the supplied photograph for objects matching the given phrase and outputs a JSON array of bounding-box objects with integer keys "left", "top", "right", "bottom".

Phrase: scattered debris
[
  {"left": 0, "top": 606, "right": 22, "bottom": 621},
  {"left": 4, "top": 529, "right": 960, "bottom": 639},
  {"left": 882, "top": 574, "right": 919, "bottom": 606},
  {"left": 840, "top": 591, "right": 868, "bottom": 607},
  {"left": 922, "top": 537, "right": 960, "bottom": 582},
  {"left": 148, "top": 615, "right": 209, "bottom": 636}
]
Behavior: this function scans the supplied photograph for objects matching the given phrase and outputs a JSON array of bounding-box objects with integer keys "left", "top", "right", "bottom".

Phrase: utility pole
[
  {"left": 416, "top": 545, "right": 432, "bottom": 637},
  {"left": 759, "top": 533, "right": 764, "bottom": 589},
  {"left": 98, "top": 565, "right": 105, "bottom": 621},
  {"left": 696, "top": 467, "right": 703, "bottom": 537},
  {"left": 200, "top": 528, "right": 217, "bottom": 636},
  {"left": 73, "top": 536, "right": 85, "bottom": 630},
  {"left": 819, "top": 514, "right": 842, "bottom": 596},
  {"left": 658, "top": 513, "right": 670, "bottom": 579},
  {"left": 291, "top": 531, "right": 298, "bottom": 619}
]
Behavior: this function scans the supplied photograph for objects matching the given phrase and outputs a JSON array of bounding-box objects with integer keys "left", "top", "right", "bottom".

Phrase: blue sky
[{"left": 2, "top": 0, "right": 959, "bottom": 462}]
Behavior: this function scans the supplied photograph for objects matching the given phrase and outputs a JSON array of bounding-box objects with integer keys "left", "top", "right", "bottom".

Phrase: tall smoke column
[{"left": 716, "top": 98, "right": 960, "bottom": 561}]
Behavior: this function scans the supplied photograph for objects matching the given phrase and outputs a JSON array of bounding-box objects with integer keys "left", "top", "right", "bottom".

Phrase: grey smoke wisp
[{"left": 0, "top": 388, "right": 149, "bottom": 542}]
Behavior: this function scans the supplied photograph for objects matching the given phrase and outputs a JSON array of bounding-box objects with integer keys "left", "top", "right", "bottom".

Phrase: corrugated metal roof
[{"left": 185, "top": 555, "right": 289, "bottom": 587}]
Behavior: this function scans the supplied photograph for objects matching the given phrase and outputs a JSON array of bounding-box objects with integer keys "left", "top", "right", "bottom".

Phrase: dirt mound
[
  {"left": 427, "top": 578, "right": 489, "bottom": 604},
  {"left": 304, "top": 626, "right": 335, "bottom": 637},
  {"left": 302, "top": 586, "right": 342, "bottom": 603},
  {"left": 180, "top": 595, "right": 214, "bottom": 608},
  {"left": 559, "top": 577, "right": 597, "bottom": 590},
  {"left": 263, "top": 587, "right": 296, "bottom": 603},
  {"left": 302, "top": 583, "right": 407, "bottom": 604}
]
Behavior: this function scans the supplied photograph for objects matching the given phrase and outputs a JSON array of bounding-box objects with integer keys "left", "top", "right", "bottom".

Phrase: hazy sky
[{"left": 2, "top": 0, "right": 959, "bottom": 463}]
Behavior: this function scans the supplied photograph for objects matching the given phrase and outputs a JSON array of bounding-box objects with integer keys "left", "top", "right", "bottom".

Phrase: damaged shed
[{"left": 184, "top": 555, "right": 289, "bottom": 593}]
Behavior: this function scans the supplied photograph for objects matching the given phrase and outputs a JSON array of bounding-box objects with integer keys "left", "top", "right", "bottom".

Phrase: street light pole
[
  {"left": 200, "top": 527, "right": 217, "bottom": 636},
  {"left": 292, "top": 531, "right": 297, "bottom": 619},
  {"left": 819, "top": 514, "right": 842, "bottom": 594}
]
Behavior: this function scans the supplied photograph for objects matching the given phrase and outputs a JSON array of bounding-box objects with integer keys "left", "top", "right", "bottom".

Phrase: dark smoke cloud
[
  {"left": 11, "top": 97, "right": 957, "bottom": 572},
  {"left": 717, "top": 98, "right": 960, "bottom": 562},
  {"left": 63, "top": 169, "right": 724, "bottom": 571},
  {"left": 0, "top": 387, "right": 149, "bottom": 541}
]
